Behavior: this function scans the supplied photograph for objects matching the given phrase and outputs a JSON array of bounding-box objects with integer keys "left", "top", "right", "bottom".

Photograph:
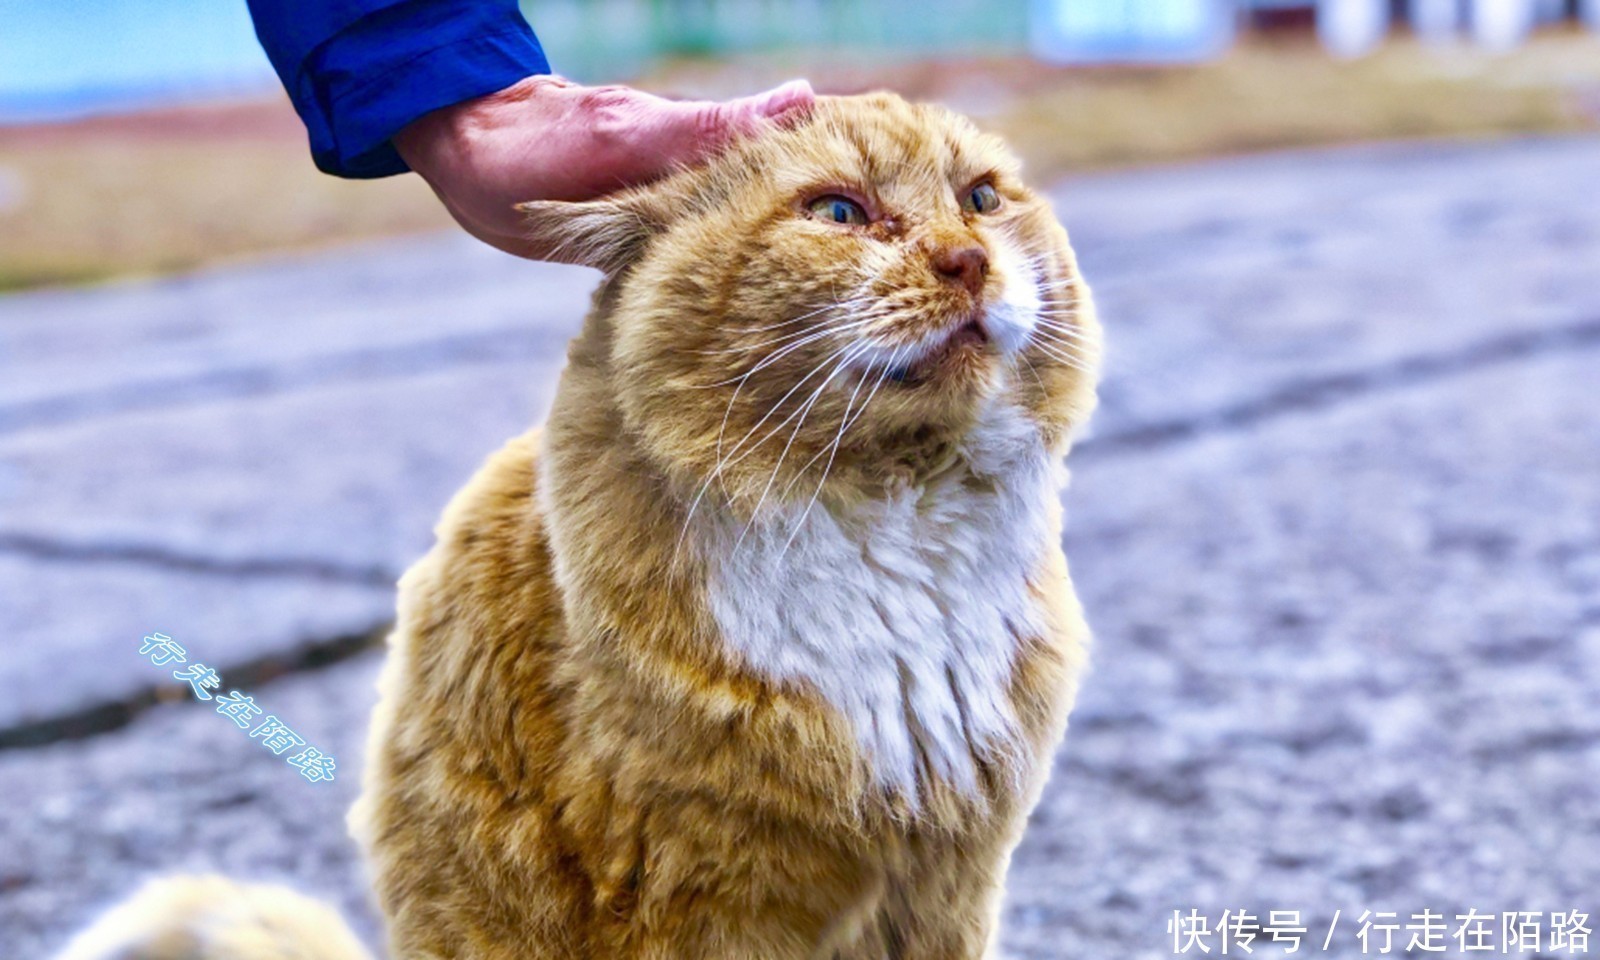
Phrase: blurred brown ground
[{"left": 1, "top": 32, "right": 1597, "bottom": 291}]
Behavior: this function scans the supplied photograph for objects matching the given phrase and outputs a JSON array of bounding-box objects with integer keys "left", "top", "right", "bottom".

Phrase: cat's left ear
[{"left": 517, "top": 189, "right": 672, "bottom": 274}]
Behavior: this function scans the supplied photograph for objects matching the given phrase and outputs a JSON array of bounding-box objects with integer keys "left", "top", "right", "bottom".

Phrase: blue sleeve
[{"left": 245, "top": 0, "right": 551, "bottom": 179}]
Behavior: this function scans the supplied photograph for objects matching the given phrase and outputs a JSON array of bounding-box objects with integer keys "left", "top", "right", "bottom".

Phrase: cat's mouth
[{"left": 887, "top": 317, "right": 991, "bottom": 385}]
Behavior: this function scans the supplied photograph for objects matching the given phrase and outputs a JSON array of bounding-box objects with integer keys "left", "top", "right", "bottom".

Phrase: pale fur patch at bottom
[{"left": 704, "top": 400, "right": 1062, "bottom": 801}]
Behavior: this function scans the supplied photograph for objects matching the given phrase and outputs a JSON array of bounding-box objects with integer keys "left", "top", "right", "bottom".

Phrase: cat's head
[{"left": 523, "top": 93, "right": 1099, "bottom": 514}]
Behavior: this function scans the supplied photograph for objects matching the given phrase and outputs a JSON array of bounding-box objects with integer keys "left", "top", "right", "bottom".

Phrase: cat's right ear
[{"left": 517, "top": 192, "right": 668, "bottom": 274}]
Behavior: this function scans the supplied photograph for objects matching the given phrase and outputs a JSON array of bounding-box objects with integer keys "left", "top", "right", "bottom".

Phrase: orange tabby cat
[{"left": 57, "top": 92, "right": 1100, "bottom": 960}]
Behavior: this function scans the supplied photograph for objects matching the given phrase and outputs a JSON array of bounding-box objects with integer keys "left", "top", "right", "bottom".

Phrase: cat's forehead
[{"left": 750, "top": 95, "right": 1021, "bottom": 199}]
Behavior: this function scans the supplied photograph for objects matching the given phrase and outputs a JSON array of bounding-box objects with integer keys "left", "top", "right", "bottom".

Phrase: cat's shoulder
[
  {"left": 433, "top": 428, "right": 544, "bottom": 543},
  {"left": 400, "top": 427, "right": 556, "bottom": 620}
]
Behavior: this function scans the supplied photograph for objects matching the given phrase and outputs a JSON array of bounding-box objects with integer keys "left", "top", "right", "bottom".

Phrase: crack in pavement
[
  {"left": 5, "top": 312, "right": 1598, "bottom": 752},
  {"left": 1077, "top": 313, "right": 1600, "bottom": 457},
  {"left": 0, "top": 324, "right": 561, "bottom": 437},
  {"left": 0, "top": 532, "right": 399, "bottom": 588},
  {"left": 0, "top": 622, "right": 389, "bottom": 751}
]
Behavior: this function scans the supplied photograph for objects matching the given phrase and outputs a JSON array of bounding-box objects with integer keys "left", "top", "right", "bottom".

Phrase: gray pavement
[{"left": 3, "top": 135, "right": 1599, "bottom": 958}]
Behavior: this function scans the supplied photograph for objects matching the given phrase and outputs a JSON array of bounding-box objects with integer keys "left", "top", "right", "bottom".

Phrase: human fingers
[{"left": 684, "top": 79, "right": 816, "bottom": 149}]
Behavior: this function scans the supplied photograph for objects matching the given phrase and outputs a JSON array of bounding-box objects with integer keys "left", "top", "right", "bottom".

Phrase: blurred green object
[{"left": 522, "top": 0, "right": 1030, "bottom": 78}]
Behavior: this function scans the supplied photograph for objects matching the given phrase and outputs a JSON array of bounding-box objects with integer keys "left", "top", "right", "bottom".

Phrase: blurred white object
[
  {"left": 1469, "top": 0, "right": 1535, "bottom": 48},
  {"left": 1409, "top": 0, "right": 1463, "bottom": 43},
  {"left": 1030, "top": 0, "right": 1235, "bottom": 63},
  {"left": 1317, "top": 0, "right": 1390, "bottom": 56}
]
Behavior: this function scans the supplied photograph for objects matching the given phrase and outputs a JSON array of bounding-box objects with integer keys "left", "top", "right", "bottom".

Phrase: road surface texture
[{"left": 4, "top": 135, "right": 1599, "bottom": 958}]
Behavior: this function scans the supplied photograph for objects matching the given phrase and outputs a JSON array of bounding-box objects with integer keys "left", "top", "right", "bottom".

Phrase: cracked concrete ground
[{"left": 3, "top": 135, "right": 1599, "bottom": 957}]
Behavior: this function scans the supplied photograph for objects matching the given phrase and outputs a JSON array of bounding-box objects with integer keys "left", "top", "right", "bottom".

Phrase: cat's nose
[{"left": 933, "top": 245, "right": 989, "bottom": 296}]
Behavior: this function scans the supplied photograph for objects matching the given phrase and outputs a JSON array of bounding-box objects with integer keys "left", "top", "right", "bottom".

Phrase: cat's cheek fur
[{"left": 982, "top": 229, "right": 1044, "bottom": 355}]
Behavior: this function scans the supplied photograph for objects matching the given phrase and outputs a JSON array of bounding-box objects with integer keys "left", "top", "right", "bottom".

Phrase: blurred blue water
[{"left": 0, "top": 0, "right": 277, "bottom": 123}]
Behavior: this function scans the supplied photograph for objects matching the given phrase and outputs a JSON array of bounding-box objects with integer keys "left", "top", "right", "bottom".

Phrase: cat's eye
[
  {"left": 808, "top": 195, "right": 869, "bottom": 226},
  {"left": 963, "top": 182, "right": 1002, "bottom": 215}
]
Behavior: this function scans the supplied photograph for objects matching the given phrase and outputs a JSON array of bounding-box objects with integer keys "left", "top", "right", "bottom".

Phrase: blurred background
[{"left": 3, "top": 2, "right": 1599, "bottom": 957}]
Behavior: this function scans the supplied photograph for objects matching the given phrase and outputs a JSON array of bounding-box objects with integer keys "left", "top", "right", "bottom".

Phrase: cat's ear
[{"left": 517, "top": 190, "right": 671, "bottom": 274}]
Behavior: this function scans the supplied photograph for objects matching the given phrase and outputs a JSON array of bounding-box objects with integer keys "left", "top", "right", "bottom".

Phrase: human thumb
[
  {"left": 751, "top": 79, "right": 815, "bottom": 122},
  {"left": 700, "top": 80, "right": 815, "bottom": 142}
]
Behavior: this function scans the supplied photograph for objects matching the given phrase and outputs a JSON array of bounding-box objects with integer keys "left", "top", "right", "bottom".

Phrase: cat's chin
[{"left": 886, "top": 316, "right": 997, "bottom": 392}]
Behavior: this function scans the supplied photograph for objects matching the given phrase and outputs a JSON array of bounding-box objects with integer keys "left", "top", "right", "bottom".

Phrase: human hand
[{"left": 393, "top": 76, "right": 814, "bottom": 261}]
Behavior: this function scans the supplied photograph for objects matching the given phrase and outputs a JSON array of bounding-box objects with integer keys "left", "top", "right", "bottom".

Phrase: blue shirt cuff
[{"left": 302, "top": 2, "right": 550, "bottom": 178}]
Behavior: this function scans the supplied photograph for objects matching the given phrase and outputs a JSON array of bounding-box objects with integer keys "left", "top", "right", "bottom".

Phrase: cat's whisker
[
  {"left": 690, "top": 311, "right": 857, "bottom": 356},
  {"left": 1031, "top": 324, "right": 1089, "bottom": 348},
  {"left": 712, "top": 330, "right": 883, "bottom": 477},
  {"left": 775, "top": 345, "right": 900, "bottom": 561},
  {"left": 739, "top": 297, "right": 871, "bottom": 334},
  {"left": 1033, "top": 312, "right": 1088, "bottom": 333},
  {"left": 1019, "top": 252, "right": 1061, "bottom": 277},
  {"left": 1030, "top": 334, "right": 1081, "bottom": 356},
  {"left": 776, "top": 363, "right": 874, "bottom": 504},
  {"left": 1033, "top": 330, "right": 1093, "bottom": 355},
  {"left": 706, "top": 305, "right": 898, "bottom": 454},
  {"left": 1032, "top": 320, "right": 1090, "bottom": 344},
  {"left": 744, "top": 306, "right": 892, "bottom": 352},
  {"left": 690, "top": 315, "right": 868, "bottom": 359},
  {"left": 712, "top": 331, "right": 824, "bottom": 479},
  {"left": 678, "top": 337, "right": 865, "bottom": 553},
  {"left": 710, "top": 326, "right": 845, "bottom": 470},
  {"left": 1024, "top": 337, "right": 1088, "bottom": 368},
  {"left": 1016, "top": 352, "right": 1049, "bottom": 395},
  {"left": 754, "top": 340, "right": 874, "bottom": 480},
  {"left": 734, "top": 340, "right": 872, "bottom": 552},
  {"left": 1032, "top": 343, "right": 1088, "bottom": 367},
  {"left": 697, "top": 302, "right": 873, "bottom": 355},
  {"left": 1029, "top": 339, "right": 1094, "bottom": 375},
  {"left": 846, "top": 346, "right": 902, "bottom": 432},
  {"left": 1031, "top": 317, "right": 1084, "bottom": 336},
  {"left": 714, "top": 337, "right": 865, "bottom": 485},
  {"left": 695, "top": 314, "right": 883, "bottom": 382},
  {"left": 775, "top": 342, "right": 896, "bottom": 505},
  {"left": 710, "top": 310, "right": 889, "bottom": 479},
  {"left": 1036, "top": 300, "right": 1081, "bottom": 313}
]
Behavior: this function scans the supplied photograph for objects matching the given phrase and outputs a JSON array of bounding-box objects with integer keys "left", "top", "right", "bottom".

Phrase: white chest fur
[{"left": 704, "top": 403, "right": 1063, "bottom": 800}]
